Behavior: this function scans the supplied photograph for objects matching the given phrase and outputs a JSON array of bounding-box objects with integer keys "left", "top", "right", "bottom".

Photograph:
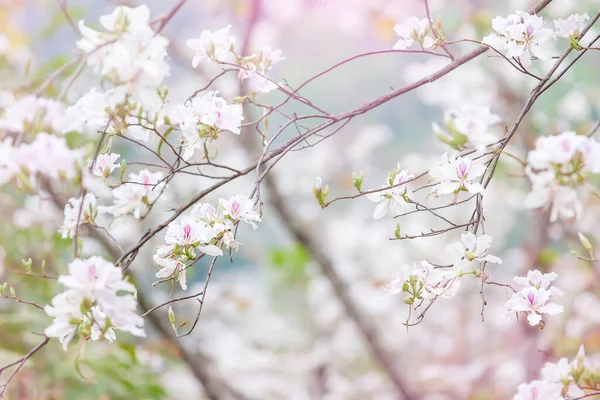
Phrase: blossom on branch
[
  {"left": 524, "top": 131, "right": 600, "bottom": 222},
  {"left": 554, "top": 14, "right": 589, "bottom": 38},
  {"left": 429, "top": 153, "right": 486, "bottom": 198},
  {"left": 101, "top": 169, "right": 165, "bottom": 219},
  {"left": 446, "top": 233, "right": 502, "bottom": 275},
  {"left": 433, "top": 106, "right": 501, "bottom": 151},
  {"left": 393, "top": 17, "right": 434, "bottom": 50},
  {"left": 505, "top": 270, "right": 563, "bottom": 327},
  {"left": 60, "top": 193, "right": 99, "bottom": 239},
  {"left": 77, "top": 5, "right": 170, "bottom": 94},
  {"left": 482, "top": 11, "right": 555, "bottom": 65},
  {"left": 45, "top": 256, "right": 145, "bottom": 350},
  {"left": 186, "top": 25, "right": 236, "bottom": 66},
  {"left": 91, "top": 153, "right": 120, "bottom": 178},
  {"left": 366, "top": 167, "right": 413, "bottom": 219}
]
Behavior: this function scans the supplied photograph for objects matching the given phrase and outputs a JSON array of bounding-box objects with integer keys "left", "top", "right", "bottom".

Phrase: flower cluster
[
  {"left": 524, "top": 131, "right": 600, "bottom": 222},
  {"left": 433, "top": 106, "right": 501, "bottom": 150},
  {"left": 154, "top": 195, "right": 260, "bottom": 290},
  {"left": 186, "top": 26, "right": 284, "bottom": 94},
  {"left": 429, "top": 153, "right": 486, "bottom": 199},
  {"left": 0, "top": 95, "right": 66, "bottom": 134},
  {"left": 77, "top": 5, "right": 170, "bottom": 107},
  {"left": 0, "top": 133, "right": 83, "bottom": 190},
  {"left": 505, "top": 270, "right": 563, "bottom": 327},
  {"left": 163, "top": 90, "right": 244, "bottom": 160},
  {"left": 44, "top": 256, "right": 145, "bottom": 350},
  {"left": 482, "top": 11, "right": 555, "bottom": 65},
  {"left": 514, "top": 346, "right": 597, "bottom": 399},
  {"left": 367, "top": 165, "right": 414, "bottom": 219}
]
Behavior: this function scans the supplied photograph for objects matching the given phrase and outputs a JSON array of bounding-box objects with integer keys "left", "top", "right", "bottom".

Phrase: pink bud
[{"left": 183, "top": 224, "right": 192, "bottom": 239}]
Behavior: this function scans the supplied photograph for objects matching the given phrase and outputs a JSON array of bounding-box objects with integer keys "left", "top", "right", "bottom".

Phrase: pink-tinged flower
[
  {"left": 219, "top": 195, "right": 261, "bottom": 228},
  {"left": 524, "top": 131, "right": 600, "bottom": 222},
  {"left": 512, "top": 380, "right": 563, "bottom": 400},
  {"left": 554, "top": 14, "right": 589, "bottom": 38},
  {"left": 429, "top": 153, "right": 486, "bottom": 198},
  {"left": 367, "top": 169, "right": 414, "bottom": 219},
  {"left": 100, "top": 169, "right": 165, "bottom": 218},
  {"left": 482, "top": 11, "right": 555, "bottom": 66},
  {"left": 164, "top": 216, "right": 222, "bottom": 255},
  {"left": 506, "top": 270, "right": 563, "bottom": 327},
  {"left": 446, "top": 232, "right": 502, "bottom": 274},
  {"left": 440, "top": 106, "right": 501, "bottom": 150},
  {"left": 186, "top": 25, "right": 235, "bottom": 66},
  {"left": 58, "top": 256, "right": 137, "bottom": 303},
  {"left": 91, "top": 153, "right": 120, "bottom": 178},
  {"left": 45, "top": 256, "right": 144, "bottom": 350},
  {"left": 193, "top": 90, "right": 244, "bottom": 134},
  {"left": 392, "top": 17, "right": 434, "bottom": 50}
]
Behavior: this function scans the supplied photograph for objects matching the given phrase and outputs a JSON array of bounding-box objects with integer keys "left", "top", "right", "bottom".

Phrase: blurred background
[{"left": 2, "top": 0, "right": 600, "bottom": 398}]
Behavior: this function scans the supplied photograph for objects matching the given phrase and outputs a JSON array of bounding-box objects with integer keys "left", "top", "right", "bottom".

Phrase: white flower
[
  {"left": 127, "top": 125, "right": 150, "bottom": 142},
  {"left": 512, "top": 380, "right": 564, "bottom": 400},
  {"left": 186, "top": 25, "right": 236, "bottom": 66},
  {"left": 238, "top": 46, "right": 284, "bottom": 94},
  {"left": 92, "top": 153, "right": 120, "bottom": 178},
  {"left": 77, "top": 5, "right": 170, "bottom": 94},
  {"left": 193, "top": 91, "right": 244, "bottom": 134},
  {"left": 58, "top": 256, "right": 136, "bottom": 301},
  {"left": 429, "top": 153, "right": 486, "bottom": 198},
  {"left": 442, "top": 106, "right": 501, "bottom": 150},
  {"left": 554, "top": 14, "right": 589, "bottom": 38},
  {"left": 164, "top": 216, "right": 222, "bottom": 256},
  {"left": 446, "top": 233, "right": 502, "bottom": 274},
  {"left": 45, "top": 256, "right": 145, "bottom": 350},
  {"left": 101, "top": 169, "right": 165, "bottom": 218},
  {"left": 219, "top": 195, "right": 261, "bottom": 228},
  {"left": 524, "top": 132, "right": 600, "bottom": 222},
  {"left": 0, "top": 138, "right": 18, "bottom": 186},
  {"left": 367, "top": 169, "right": 414, "bottom": 219},
  {"left": 154, "top": 254, "right": 188, "bottom": 290},
  {"left": 506, "top": 270, "right": 563, "bottom": 327},
  {"left": 393, "top": 17, "right": 434, "bottom": 50},
  {"left": 44, "top": 290, "right": 84, "bottom": 350},
  {"left": 177, "top": 91, "right": 244, "bottom": 160},
  {"left": 383, "top": 261, "right": 446, "bottom": 301},
  {"left": 191, "top": 202, "right": 222, "bottom": 224},
  {"left": 20, "top": 133, "right": 84, "bottom": 184},
  {"left": 63, "top": 88, "right": 113, "bottom": 135},
  {"left": 60, "top": 193, "right": 98, "bottom": 239},
  {"left": 482, "top": 11, "right": 555, "bottom": 65}
]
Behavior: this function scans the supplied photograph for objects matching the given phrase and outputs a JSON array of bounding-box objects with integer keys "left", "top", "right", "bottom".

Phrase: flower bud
[
  {"left": 352, "top": 172, "right": 364, "bottom": 192},
  {"left": 578, "top": 232, "right": 592, "bottom": 252},
  {"left": 168, "top": 306, "right": 176, "bottom": 324},
  {"left": 315, "top": 176, "right": 322, "bottom": 192}
]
